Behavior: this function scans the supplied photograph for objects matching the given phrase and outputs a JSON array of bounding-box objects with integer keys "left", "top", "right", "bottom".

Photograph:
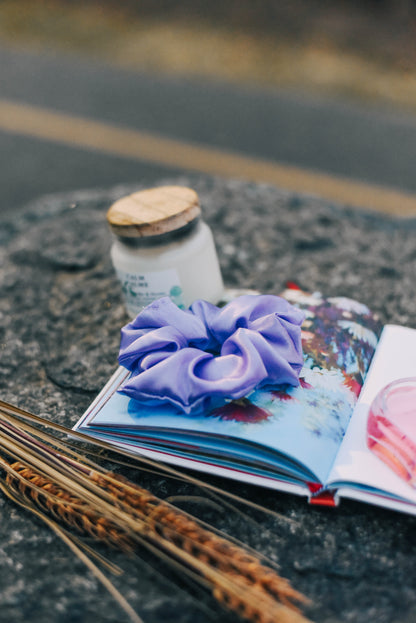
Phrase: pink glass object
[{"left": 367, "top": 378, "right": 416, "bottom": 487}]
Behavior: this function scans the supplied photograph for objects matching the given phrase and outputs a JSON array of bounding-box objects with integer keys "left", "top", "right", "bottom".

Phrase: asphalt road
[{"left": 1, "top": 44, "right": 416, "bottom": 216}]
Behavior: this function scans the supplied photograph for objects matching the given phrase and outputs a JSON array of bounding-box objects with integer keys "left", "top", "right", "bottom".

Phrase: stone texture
[{"left": 1, "top": 176, "right": 416, "bottom": 623}]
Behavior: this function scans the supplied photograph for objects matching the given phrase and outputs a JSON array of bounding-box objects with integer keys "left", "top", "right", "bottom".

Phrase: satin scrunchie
[{"left": 118, "top": 295, "right": 305, "bottom": 414}]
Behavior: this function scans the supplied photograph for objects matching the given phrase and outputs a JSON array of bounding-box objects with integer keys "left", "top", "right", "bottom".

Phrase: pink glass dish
[{"left": 367, "top": 377, "right": 416, "bottom": 487}]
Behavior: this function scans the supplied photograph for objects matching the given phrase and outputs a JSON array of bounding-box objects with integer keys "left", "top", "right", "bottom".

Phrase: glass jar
[
  {"left": 107, "top": 186, "right": 224, "bottom": 317},
  {"left": 367, "top": 377, "right": 416, "bottom": 486}
]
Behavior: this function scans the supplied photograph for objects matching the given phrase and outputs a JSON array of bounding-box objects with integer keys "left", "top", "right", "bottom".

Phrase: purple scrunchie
[{"left": 118, "top": 295, "right": 305, "bottom": 414}]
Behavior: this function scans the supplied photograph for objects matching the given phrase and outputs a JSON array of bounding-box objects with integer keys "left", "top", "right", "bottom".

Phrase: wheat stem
[
  {"left": 0, "top": 401, "right": 313, "bottom": 623},
  {"left": 0, "top": 479, "right": 144, "bottom": 623},
  {"left": 0, "top": 399, "right": 297, "bottom": 526}
]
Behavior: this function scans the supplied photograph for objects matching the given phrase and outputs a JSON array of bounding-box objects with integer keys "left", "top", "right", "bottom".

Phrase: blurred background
[
  {"left": 2, "top": 0, "right": 416, "bottom": 107},
  {"left": 1, "top": 0, "right": 416, "bottom": 214}
]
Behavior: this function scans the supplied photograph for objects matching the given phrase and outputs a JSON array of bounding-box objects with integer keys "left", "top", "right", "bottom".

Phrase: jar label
[{"left": 116, "top": 267, "right": 185, "bottom": 315}]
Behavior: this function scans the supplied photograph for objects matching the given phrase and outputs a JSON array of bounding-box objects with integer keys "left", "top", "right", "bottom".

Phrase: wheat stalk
[
  {"left": 0, "top": 398, "right": 296, "bottom": 532},
  {"left": 0, "top": 401, "right": 313, "bottom": 623}
]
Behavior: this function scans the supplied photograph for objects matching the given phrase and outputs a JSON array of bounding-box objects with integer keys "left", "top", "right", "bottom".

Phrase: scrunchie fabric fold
[{"left": 118, "top": 295, "right": 305, "bottom": 413}]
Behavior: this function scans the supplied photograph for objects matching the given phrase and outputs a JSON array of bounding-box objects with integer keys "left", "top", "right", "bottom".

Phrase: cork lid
[{"left": 107, "top": 186, "right": 201, "bottom": 238}]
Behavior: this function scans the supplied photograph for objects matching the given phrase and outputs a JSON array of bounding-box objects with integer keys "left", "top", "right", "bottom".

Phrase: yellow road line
[{"left": 0, "top": 98, "right": 415, "bottom": 216}]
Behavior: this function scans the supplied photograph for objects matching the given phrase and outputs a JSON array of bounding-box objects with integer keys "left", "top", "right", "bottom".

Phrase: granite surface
[{"left": 1, "top": 176, "right": 416, "bottom": 623}]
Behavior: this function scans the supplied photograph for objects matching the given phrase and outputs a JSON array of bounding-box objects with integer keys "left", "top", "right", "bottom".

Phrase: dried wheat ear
[{"left": 0, "top": 399, "right": 313, "bottom": 623}]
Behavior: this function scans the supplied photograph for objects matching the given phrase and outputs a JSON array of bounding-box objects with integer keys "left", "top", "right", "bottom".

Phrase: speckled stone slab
[{"left": 1, "top": 176, "right": 416, "bottom": 623}]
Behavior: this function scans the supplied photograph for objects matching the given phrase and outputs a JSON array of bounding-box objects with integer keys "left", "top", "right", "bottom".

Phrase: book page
[
  {"left": 76, "top": 291, "right": 381, "bottom": 486},
  {"left": 327, "top": 325, "right": 416, "bottom": 506},
  {"left": 79, "top": 365, "right": 355, "bottom": 484}
]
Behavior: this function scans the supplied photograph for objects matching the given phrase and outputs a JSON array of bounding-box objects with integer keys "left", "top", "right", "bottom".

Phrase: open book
[{"left": 73, "top": 289, "right": 416, "bottom": 515}]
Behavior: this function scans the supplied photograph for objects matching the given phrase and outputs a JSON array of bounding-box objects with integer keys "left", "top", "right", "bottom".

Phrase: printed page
[
  {"left": 79, "top": 366, "right": 354, "bottom": 484},
  {"left": 76, "top": 291, "right": 381, "bottom": 485},
  {"left": 327, "top": 325, "right": 416, "bottom": 506}
]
